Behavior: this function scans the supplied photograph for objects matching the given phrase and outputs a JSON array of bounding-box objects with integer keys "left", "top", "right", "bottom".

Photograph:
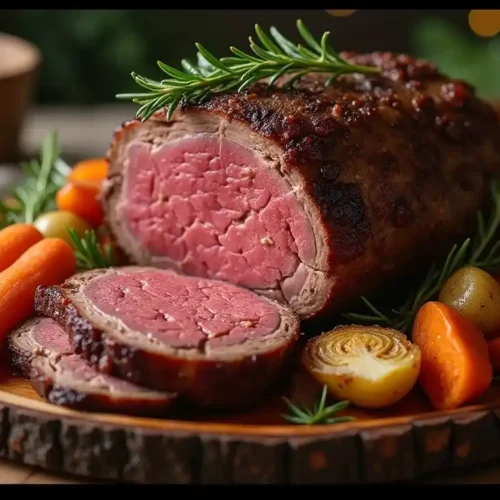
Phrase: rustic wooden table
[
  {"left": 1, "top": 456, "right": 500, "bottom": 484},
  {"left": 0, "top": 106, "right": 499, "bottom": 484}
]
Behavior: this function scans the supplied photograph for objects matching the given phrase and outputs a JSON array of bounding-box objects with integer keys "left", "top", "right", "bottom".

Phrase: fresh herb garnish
[
  {"left": 282, "top": 385, "right": 354, "bottom": 425},
  {"left": 68, "top": 228, "right": 114, "bottom": 270},
  {"left": 116, "top": 19, "right": 379, "bottom": 122},
  {"left": 345, "top": 180, "right": 500, "bottom": 334},
  {"left": 0, "top": 131, "right": 70, "bottom": 226}
]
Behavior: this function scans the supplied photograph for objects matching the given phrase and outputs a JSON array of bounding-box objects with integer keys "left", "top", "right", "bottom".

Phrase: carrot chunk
[
  {"left": 68, "top": 158, "right": 109, "bottom": 191},
  {"left": 0, "top": 223, "right": 43, "bottom": 273},
  {"left": 412, "top": 301, "right": 492, "bottom": 410},
  {"left": 0, "top": 238, "right": 76, "bottom": 345},
  {"left": 56, "top": 183, "right": 104, "bottom": 227}
]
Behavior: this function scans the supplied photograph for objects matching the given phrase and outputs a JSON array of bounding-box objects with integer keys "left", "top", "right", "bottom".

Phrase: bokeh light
[
  {"left": 325, "top": 10, "right": 356, "bottom": 17},
  {"left": 468, "top": 10, "right": 500, "bottom": 37}
]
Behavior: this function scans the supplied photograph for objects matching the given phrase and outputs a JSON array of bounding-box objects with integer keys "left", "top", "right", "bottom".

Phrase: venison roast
[
  {"left": 7, "top": 317, "right": 177, "bottom": 416},
  {"left": 102, "top": 52, "right": 500, "bottom": 320},
  {"left": 34, "top": 266, "right": 300, "bottom": 409}
]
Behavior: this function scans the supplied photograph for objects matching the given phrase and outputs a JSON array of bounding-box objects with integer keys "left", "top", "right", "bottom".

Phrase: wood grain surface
[
  {"left": 2, "top": 456, "right": 500, "bottom": 483},
  {"left": 3, "top": 365, "right": 500, "bottom": 484}
]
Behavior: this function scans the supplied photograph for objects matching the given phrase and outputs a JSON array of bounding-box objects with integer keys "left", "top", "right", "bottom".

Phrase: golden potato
[
  {"left": 439, "top": 266, "right": 500, "bottom": 338},
  {"left": 34, "top": 211, "right": 91, "bottom": 245}
]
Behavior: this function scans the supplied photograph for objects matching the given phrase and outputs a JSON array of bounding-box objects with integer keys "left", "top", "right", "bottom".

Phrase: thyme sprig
[
  {"left": 282, "top": 385, "right": 354, "bottom": 425},
  {"left": 68, "top": 229, "right": 114, "bottom": 271},
  {"left": 344, "top": 180, "right": 500, "bottom": 334},
  {"left": 0, "top": 131, "right": 70, "bottom": 226},
  {"left": 116, "top": 19, "right": 379, "bottom": 121}
]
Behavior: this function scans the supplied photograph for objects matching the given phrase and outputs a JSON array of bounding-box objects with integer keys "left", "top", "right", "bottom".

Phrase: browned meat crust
[
  {"left": 28, "top": 369, "right": 175, "bottom": 416},
  {"left": 34, "top": 268, "right": 301, "bottom": 410},
  {"left": 104, "top": 51, "right": 500, "bottom": 319},
  {"left": 7, "top": 317, "right": 177, "bottom": 416}
]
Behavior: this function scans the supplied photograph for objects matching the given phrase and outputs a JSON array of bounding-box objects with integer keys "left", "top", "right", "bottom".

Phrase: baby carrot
[
  {"left": 0, "top": 237, "right": 76, "bottom": 345},
  {"left": 412, "top": 301, "right": 492, "bottom": 410},
  {"left": 68, "top": 158, "right": 109, "bottom": 191},
  {"left": 0, "top": 223, "right": 43, "bottom": 273},
  {"left": 56, "top": 183, "right": 104, "bottom": 227}
]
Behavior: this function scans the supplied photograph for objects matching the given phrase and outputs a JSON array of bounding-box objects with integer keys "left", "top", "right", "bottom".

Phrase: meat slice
[
  {"left": 34, "top": 267, "right": 300, "bottom": 409},
  {"left": 103, "top": 52, "right": 500, "bottom": 320},
  {"left": 7, "top": 317, "right": 176, "bottom": 416}
]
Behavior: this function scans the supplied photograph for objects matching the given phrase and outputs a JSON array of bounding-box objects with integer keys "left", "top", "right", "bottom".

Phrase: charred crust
[
  {"left": 6, "top": 314, "right": 178, "bottom": 417},
  {"left": 34, "top": 282, "right": 300, "bottom": 411},
  {"left": 181, "top": 52, "right": 496, "bottom": 151},
  {"left": 319, "top": 161, "right": 341, "bottom": 183},
  {"left": 46, "top": 387, "right": 87, "bottom": 408},
  {"left": 105, "top": 51, "right": 500, "bottom": 319},
  {"left": 173, "top": 54, "right": 497, "bottom": 262},
  {"left": 314, "top": 182, "right": 370, "bottom": 259},
  {"left": 34, "top": 285, "right": 105, "bottom": 365},
  {"left": 29, "top": 371, "right": 87, "bottom": 409},
  {"left": 28, "top": 369, "right": 177, "bottom": 417},
  {"left": 34, "top": 285, "right": 107, "bottom": 370}
]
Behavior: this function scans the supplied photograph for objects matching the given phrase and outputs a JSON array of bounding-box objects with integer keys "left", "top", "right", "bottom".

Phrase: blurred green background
[{"left": 1, "top": 9, "right": 499, "bottom": 104}]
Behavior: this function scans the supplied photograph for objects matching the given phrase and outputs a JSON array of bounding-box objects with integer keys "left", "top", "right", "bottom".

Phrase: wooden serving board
[{"left": 2, "top": 362, "right": 500, "bottom": 484}]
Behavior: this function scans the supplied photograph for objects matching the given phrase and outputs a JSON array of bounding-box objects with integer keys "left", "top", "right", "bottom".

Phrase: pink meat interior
[
  {"left": 32, "top": 319, "right": 157, "bottom": 394},
  {"left": 58, "top": 356, "right": 156, "bottom": 393},
  {"left": 33, "top": 318, "right": 73, "bottom": 354},
  {"left": 83, "top": 270, "right": 281, "bottom": 350},
  {"left": 119, "top": 135, "right": 315, "bottom": 298}
]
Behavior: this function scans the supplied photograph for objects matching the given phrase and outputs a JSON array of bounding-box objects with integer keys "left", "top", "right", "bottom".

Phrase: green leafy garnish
[
  {"left": 0, "top": 131, "right": 70, "bottom": 226},
  {"left": 68, "top": 228, "right": 114, "bottom": 271},
  {"left": 345, "top": 180, "right": 500, "bottom": 334},
  {"left": 282, "top": 385, "right": 354, "bottom": 425},
  {"left": 116, "top": 19, "right": 379, "bottom": 122}
]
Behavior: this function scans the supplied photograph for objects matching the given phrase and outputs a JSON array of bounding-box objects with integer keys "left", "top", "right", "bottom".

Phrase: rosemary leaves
[
  {"left": 282, "top": 385, "right": 354, "bottom": 425},
  {"left": 116, "top": 19, "right": 379, "bottom": 121},
  {"left": 0, "top": 131, "right": 70, "bottom": 226},
  {"left": 68, "top": 228, "right": 114, "bottom": 271}
]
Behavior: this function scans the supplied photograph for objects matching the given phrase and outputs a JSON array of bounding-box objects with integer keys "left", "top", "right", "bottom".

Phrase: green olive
[
  {"left": 34, "top": 210, "right": 91, "bottom": 245},
  {"left": 438, "top": 265, "right": 500, "bottom": 338}
]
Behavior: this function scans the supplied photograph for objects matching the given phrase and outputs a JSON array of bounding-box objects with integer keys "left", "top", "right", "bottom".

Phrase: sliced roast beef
[
  {"left": 7, "top": 316, "right": 176, "bottom": 416},
  {"left": 34, "top": 266, "right": 300, "bottom": 409},
  {"left": 103, "top": 52, "right": 500, "bottom": 320}
]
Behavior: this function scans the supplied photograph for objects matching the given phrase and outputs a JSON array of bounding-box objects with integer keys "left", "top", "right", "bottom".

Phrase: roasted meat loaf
[
  {"left": 102, "top": 52, "right": 500, "bottom": 320},
  {"left": 7, "top": 316, "right": 177, "bottom": 416},
  {"left": 34, "top": 267, "right": 300, "bottom": 409}
]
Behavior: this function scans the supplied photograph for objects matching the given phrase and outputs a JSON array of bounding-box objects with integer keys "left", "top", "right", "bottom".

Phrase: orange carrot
[
  {"left": 0, "top": 238, "right": 76, "bottom": 345},
  {"left": 412, "top": 301, "right": 492, "bottom": 410},
  {"left": 56, "top": 183, "right": 104, "bottom": 227},
  {"left": 488, "top": 337, "right": 500, "bottom": 372},
  {"left": 0, "top": 223, "right": 43, "bottom": 273},
  {"left": 68, "top": 158, "right": 109, "bottom": 191}
]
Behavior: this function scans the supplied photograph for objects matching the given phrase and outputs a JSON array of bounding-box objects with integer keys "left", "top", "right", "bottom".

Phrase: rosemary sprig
[
  {"left": 0, "top": 131, "right": 70, "bottom": 226},
  {"left": 116, "top": 19, "right": 379, "bottom": 122},
  {"left": 282, "top": 385, "right": 354, "bottom": 425},
  {"left": 344, "top": 180, "right": 500, "bottom": 334},
  {"left": 68, "top": 229, "right": 114, "bottom": 271}
]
